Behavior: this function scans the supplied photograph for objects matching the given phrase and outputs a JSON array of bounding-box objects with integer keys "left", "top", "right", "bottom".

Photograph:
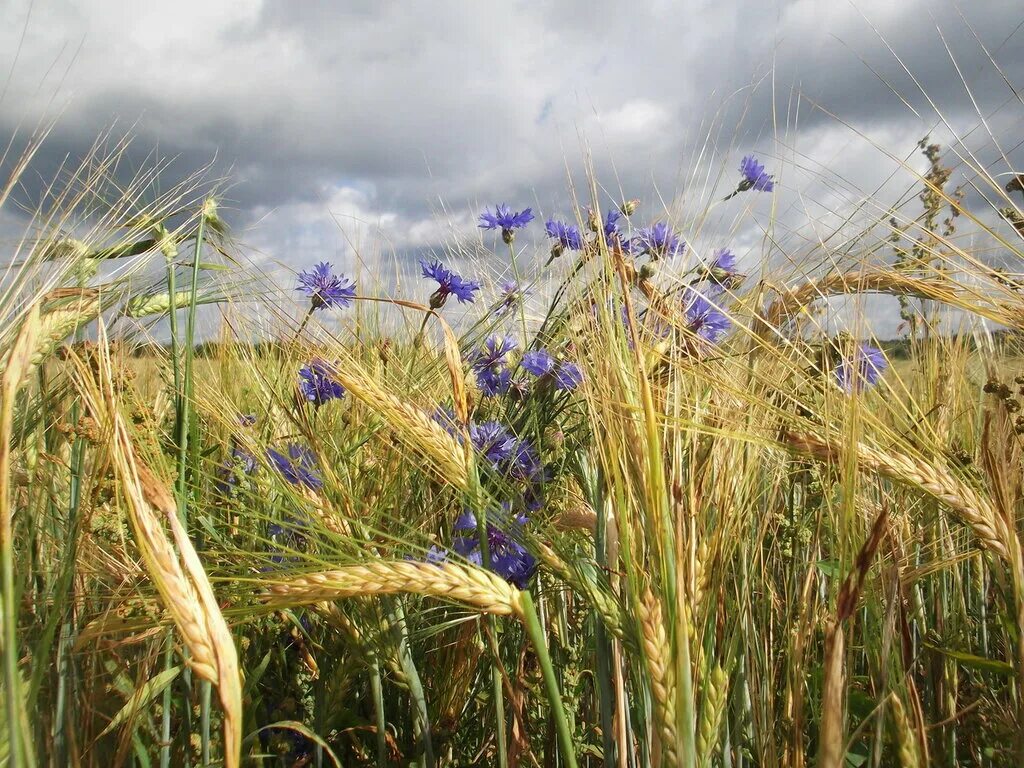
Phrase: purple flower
[
  {"left": 506, "top": 438, "right": 542, "bottom": 482},
  {"left": 479, "top": 204, "right": 535, "bottom": 244},
  {"left": 683, "top": 288, "right": 731, "bottom": 344},
  {"left": 738, "top": 155, "right": 775, "bottom": 193},
  {"left": 298, "top": 359, "right": 346, "bottom": 406},
  {"left": 603, "top": 209, "right": 622, "bottom": 241},
  {"left": 545, "top": 219, "right": 584, "bottom": 254},
  {"left": 554, "top": 362, "right": 583, "bottom": 391},
  {"left": 711, "top": 249, "right": 737, "bottom": 274},
  {"left": 432, "top": 405, "right": 461, "bottom": 436},
  {"left": 453, "top": 509, "right": 536, "bottom": 588},
  {"left": 477, "top": 366, "right": 512, "bottom": 397},
  {"left": 297, "top": 262, "right": 356, "bottom": 310},
  {"left": 470, "top": 335, "right": 518, "bottom": 371},
  {"left": 835, "top": 343, "right": 887, "bottom": 393},
  {"left": 420, "top": 259, "right": 481, "bottom": 307},
  {"left": 470, "top": 421, "right": 518, "bottom": 467},
  {"left": 470, "top": 336, "right": 517, "bottom": 397},
  {"left": 495, "top": 279, "right": 528, "bottom": 316},
  {"left": 521, "top": 349, "right": 556, "bottom": 377},
  {"left": 706, "top": 248, "right": 742, "bottom": 288},
  {"left": 237, "top": 413, "right": 257, "bottom": 427},
  {"left": 627, "top": 222, "right": 685, "bottom": 259},
  {"left": 267, "top": 444, "right": 323, "bottom": 491},
  {"left": 215, "top": 443, "right": 258, "bottom": 494}
]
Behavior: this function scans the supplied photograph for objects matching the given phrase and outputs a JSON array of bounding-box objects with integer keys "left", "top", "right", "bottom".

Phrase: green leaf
[
  {"left": 923, "top": 643, "right": 1013, "bottom": 675},
  {"left": 100, "top": 666, "right": 181, "bottom": 737},
  {"left": 816, "top": 560, "right": 841, "bottom": 579}
]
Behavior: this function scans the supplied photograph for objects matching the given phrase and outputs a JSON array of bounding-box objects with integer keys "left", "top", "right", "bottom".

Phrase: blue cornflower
[
  {"left": 604, "top": 209, "right": 622, "bottom": 241},
  {"left": 470, "top": 335, "right": 518, "bottom": 371},
  {"left": 495, "top": 279, "right": 528, "bottom": 316},
  {"left": 521, "top": 349, "right": 556, "bottom": 377},
  {"left": 471, "top": 336, "right": 517, "bottom": 397},
  {"left": 215, "top": 443, "right": 258, "bottom": 494},
  {"left": 237, "top": 413, "right": 257, "bottom": 427},
  {"left": 477, "top": 367, "right": 512, "bottom": 397},
  {"left": 506, "top": 437, "right": 543, "bottom": 482},
  {"left": 432, "top": 405, "right": 461, "bottom": 437},
  {"left": 520, "top": 348, "right": 582, "bottom": 392},
  {"left": 628, "top": 222, "right": 685, "bottom": 260},
  {"left": 706, "top": 248, "right": 742, "bottom": 288},
  {"left": 554, "top": 361, "right": 584, "bottom": 391},
  {"left": 267, "top": 444, "right": 323, "bottom": 491},
  {"left": 453, "top": 510, "right": 536, "bottom": 588},
  {"left": 545, "top": 219, "right": 584, "bottom": 257},
  {"left": 424, "top": 544, "right": 448, "bottom": 564},
  {"left": 470, "top": 421, "right": 517, "bottom": 467},
  {"left": 835, "top": 343, "right": 888, "bottom": 393},
  {"left": 683, "top": 288, "right": 731, "bottom": 344},
  {"left": 420, "top": 259, "right": 481, "bottom": 308},
  {"left": 298, "top": 359, "right": 346, "bottom": 406},
  {"left": 737, "top": 155, "right": 775, "bottom": 193},
  {"left": 479, "top": 204, "right": 535, "bottom": 244},
  {"left": 296, "top": 262, "right": 356, "bottom": 310}
]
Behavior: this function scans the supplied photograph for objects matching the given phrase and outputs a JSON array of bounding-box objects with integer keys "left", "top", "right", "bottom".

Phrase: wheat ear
[
  {"left": 264, "top": 561, "right": 522, "bottom": 617},
  {"left": 639, "top": 587, "right": 679, "bottom": 767},
  {"left": 784, "top": 430, "right": 1009, "bottom": 561}
]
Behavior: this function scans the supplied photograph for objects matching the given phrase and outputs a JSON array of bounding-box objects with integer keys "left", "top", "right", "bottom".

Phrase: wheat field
[{"left": 2, "top": 71, "right": 1024, "bottom": 768}]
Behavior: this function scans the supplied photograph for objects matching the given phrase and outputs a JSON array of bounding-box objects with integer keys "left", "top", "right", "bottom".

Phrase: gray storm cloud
[{"left": 1, "top": 0, "right": 1022, "bottom": 337}]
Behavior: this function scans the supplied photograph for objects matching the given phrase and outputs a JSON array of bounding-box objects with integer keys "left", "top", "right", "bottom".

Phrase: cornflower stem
[
  {"left": 507, "top": 241, "right": 529, "bottom": 347},
  {"left": 519, "top": 591, "right": 578, "bottom": 768},
  {"left": 292, "top": 304, "right": 315, "bottom": 344},
  {"left": 414, "top": 311, "right": 432, "bottom": 348}
]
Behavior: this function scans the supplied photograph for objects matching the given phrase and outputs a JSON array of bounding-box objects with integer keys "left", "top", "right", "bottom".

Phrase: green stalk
[
  {"left": 586, "top": 459, "right": 617, "bottom": 768},
  {"left": 182, "top": 209, "right": 209, "bottom": 766},
  {"left": 387, "top": 600, "right": 434, "bottom": 767},
  {"left": 162, "top": 236, "right": 183, "bottom": 768},
  {"left": 472, "top": 484, "right": 508, "bottom": 768},
  {"left": 507, "top": 240, "right": 529, "bottom": 348},
  {"left": 369, "top": 661, "right": 388, "bottom": 767},
  {"left": 519, "top": 591, "right": 578, "bottom": 768},
  {"left": 1, "top": 405, "right": 26, "bottom": 768}
]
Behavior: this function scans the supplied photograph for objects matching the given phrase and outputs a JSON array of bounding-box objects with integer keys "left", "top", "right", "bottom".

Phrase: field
[{"left": 2, "top": 125, "right": 1024, "bottom": 768}]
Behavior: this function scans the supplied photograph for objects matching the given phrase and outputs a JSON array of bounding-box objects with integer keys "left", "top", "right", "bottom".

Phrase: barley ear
[
  {"left": 697, "top": 665, "right": 728, "bottom": 768},
  {"left": 75, "top": 324, "right": 242, "bottom": 768}
]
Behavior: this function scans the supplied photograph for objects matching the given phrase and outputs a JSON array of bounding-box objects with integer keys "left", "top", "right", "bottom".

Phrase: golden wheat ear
[{"left": 70, "top": 322, "right": 243, "bottom": 768}]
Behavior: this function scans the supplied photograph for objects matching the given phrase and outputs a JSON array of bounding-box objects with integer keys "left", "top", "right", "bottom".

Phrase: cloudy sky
[{"left": 2, "top": 0, "right": 1023, "bottom": 336}]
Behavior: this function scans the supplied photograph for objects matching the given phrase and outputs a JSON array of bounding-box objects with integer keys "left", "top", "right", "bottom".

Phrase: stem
[
  {"left": 369, "top": 661, "right": 388, "bottom": 767},
  {"left": 473, "top": 488, "right": 508, "bottom": 768},
  {"left": 163, "top": 243, "right": 185, "bottom": 768},
  {"left": 387, "top": 600, "right": 434, "bottom": 767},
  {"left": 519, "top": 591, "right": 578, "bottom": 768},
  {"left": 507, "top": 241, "right": 529, "bottom": 346},
  {"left": 292, "top": 305, "right": 315, "bottom": 344}
]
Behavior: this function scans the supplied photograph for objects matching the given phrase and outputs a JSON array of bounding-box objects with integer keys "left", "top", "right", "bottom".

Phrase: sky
[{"left": 2, "top": 0, "right": 1023, "bottom": 337}]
